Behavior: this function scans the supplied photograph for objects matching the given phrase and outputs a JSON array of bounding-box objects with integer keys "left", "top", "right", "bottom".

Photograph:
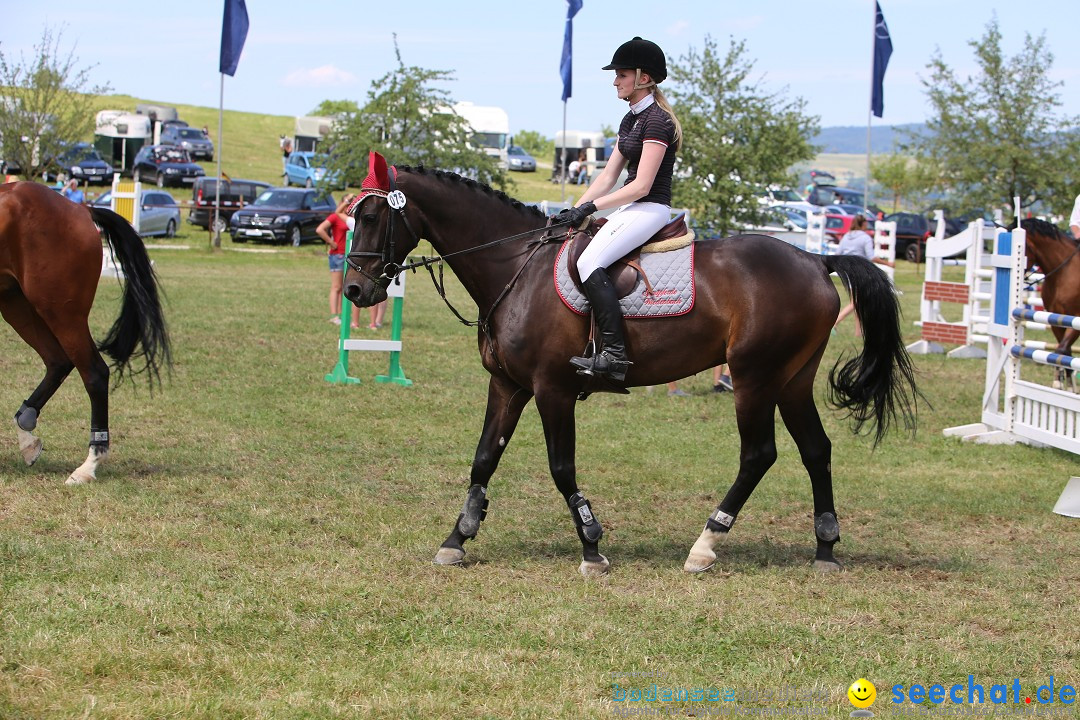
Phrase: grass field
[{"left": 1, "top": 217, "right": 1079, "bottom": 718}]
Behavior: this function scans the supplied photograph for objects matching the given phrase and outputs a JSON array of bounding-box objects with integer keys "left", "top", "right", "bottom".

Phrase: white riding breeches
[{"left": 576, "top": 202, "right": 671, "bottom": 278}]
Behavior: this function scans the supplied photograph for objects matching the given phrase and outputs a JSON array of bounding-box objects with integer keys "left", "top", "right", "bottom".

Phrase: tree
[
  {"left": 666, "top": 35, "right": 819, "bottom": 236},
  {"left": 0, "top": 27, "right": 109, "bottom": 179},
  {"left": 870, "top": 153, "right": 939, "bottom": 212},
  {"left": 310, "top": 100, "right": 360, "bottom": 119},
  {"left": 910, "top": 17, "right": 1080, "bottom": 218},
  {"left": 513, "top": 129, "right": 552, "bottom": 164},
  {"left": 325, "top": 38, "right": 505, "bottom": 189}
]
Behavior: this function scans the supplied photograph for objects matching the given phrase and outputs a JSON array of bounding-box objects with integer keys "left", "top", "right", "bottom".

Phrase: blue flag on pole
[
  {"left": 219, "top": 0, "right": 249, "bottom": 77},
  {"left": 560, "top": 0, "right": 583, "bottom": 101},
  {"left": 871, "top": 1, "right": 892, "bottom": 118}
]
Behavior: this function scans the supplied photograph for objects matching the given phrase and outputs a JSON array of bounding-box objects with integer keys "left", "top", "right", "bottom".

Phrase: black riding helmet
[{"left": 602, "top": 36, "right": 667, "bottom": 84}]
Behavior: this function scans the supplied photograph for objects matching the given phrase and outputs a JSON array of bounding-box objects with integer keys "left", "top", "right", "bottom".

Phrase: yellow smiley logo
[{"left": 848, "top": 678, "right": 876, "bottom": 709}]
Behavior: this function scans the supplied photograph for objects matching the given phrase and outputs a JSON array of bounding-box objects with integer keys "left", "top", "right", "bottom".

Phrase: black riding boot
[{"left": 570, "top": 268, "right": 632, "bottom": 382}]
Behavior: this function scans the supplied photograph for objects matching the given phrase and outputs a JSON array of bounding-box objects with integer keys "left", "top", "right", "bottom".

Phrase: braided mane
[
  {"left": 396, "top": 165, "right": 546, "bottom": 221},
  {"left": 1019, "top": 217, "right": 1079, "bottom": 247}
]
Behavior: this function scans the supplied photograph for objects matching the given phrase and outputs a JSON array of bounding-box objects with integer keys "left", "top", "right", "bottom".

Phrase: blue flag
[
  {"left": 219, "top": 0, "right": 249, "bottom": 77},
  {"left": 560, "top": 0, "right": 583, "bottom": 102},
  {"left": 871, "top": 1, "right": 893, "bottom": 118}
]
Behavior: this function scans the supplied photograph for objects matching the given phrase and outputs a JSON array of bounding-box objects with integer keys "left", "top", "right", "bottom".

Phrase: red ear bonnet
[{"left": 362, "top": 151, "right": 390, "bottom": 193}]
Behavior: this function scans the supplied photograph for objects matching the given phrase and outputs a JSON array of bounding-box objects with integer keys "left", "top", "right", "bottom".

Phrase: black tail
[
  {"left": 91, "top": 206, "right": 172, "bottom": 387},
  {"left": 823, "top": 254, "right": 921, "bottom": 445}
]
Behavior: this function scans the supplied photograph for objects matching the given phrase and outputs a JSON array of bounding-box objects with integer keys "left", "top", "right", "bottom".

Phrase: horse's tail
[
  {"left": 90, "top": 206, "right": 172, "bottom": 387},
  {"left": 822, "top": 254, "right": 921, "bottom": 445}
]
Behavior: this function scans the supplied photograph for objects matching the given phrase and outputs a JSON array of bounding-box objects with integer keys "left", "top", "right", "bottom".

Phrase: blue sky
[{"left": 4, "top": 1, "right": 1079, "bottom": 138}]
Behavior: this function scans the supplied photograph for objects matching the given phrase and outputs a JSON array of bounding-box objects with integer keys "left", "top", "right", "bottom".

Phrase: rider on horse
[{"left": 555, "top": 37, "right": 683, "bottom": 383}]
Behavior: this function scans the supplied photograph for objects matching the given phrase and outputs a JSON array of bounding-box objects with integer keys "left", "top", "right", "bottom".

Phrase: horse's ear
[{"left": 362, "top": 151, "right": 391, "bottom": 192}]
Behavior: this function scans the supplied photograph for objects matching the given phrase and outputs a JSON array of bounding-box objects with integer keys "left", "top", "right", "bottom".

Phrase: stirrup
[{"left": 570, "top": 351, "right": 631, "bottom": 382}]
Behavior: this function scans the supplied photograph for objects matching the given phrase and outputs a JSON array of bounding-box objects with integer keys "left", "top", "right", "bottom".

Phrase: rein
[{"left": 1027, "top": 240, "right": 1080, "bottom": 286}]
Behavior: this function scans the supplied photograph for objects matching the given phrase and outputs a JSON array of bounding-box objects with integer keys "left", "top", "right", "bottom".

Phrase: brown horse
[
  {"left": 343, "top": 160, "right": 919, "bottom": 576},
  {"left": 0, "top": 181, "right": 170, "bottom": 484},
  {"left": 1018, "top": 218, "right": 1080, "bottom": 388}
]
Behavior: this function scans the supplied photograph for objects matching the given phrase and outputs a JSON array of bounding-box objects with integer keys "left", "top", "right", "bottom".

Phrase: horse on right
[{"left": 1016, "top": 217, "right": 1080, "bottom": 389}]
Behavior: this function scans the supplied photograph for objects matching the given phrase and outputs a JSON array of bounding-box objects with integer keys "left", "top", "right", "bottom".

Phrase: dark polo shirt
[{"left": 617, "top": 100, "right": 677, "bottom": 206}]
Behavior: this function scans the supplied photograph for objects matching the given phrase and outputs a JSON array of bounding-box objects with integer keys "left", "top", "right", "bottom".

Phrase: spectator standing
[
  {"left": 316, "top": 195, "right": 353, "bottom": 327},
  {"left": 62, "top": 179, "right": 85, "bottom": 204},
  {"left": 279, "top": 136, "right": 293, "bottom": 176},
  {"left": 1069, "top": 193, "right": 1080, "bottom": 239}
]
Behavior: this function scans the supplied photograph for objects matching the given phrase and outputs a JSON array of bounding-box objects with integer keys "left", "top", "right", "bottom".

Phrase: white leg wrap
[{"left": 683, "top": 527, "right": 727, "bottom": 573}]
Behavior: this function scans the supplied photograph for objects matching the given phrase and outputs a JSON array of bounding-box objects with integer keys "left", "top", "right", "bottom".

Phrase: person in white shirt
[{"left": 1069, "top": 193, "right": 1080, "bottom": 239}]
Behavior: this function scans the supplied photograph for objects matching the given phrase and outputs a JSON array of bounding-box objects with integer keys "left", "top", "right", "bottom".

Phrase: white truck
[{"left": 453, "top": 102, "right": 510, "bottom": 169}]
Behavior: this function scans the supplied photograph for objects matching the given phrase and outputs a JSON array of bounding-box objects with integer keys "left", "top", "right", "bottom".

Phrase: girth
[{"left": 566, "top": 213, "right": 692, "bottom": 297}]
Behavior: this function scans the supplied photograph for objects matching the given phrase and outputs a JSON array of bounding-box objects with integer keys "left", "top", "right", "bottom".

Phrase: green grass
[{"left": 1, "top": 234, "right": 1078, "bottom": 718}]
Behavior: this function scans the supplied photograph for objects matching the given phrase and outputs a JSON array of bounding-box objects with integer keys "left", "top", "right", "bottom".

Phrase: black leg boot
[{"left": 570, "top": 268, "right": 632, "bottom": 382}]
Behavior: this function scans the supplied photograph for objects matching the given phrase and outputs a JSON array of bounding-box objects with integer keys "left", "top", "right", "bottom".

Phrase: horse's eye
[{"left": 361, "top": 213, "right": 377, "bottom": 225}]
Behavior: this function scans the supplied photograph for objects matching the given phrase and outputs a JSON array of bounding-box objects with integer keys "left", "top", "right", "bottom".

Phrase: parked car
[
  {"left": 228, "top": 187, "right": 336, "bottom": 246},
  {"left": 48, "top": 142, "right": 113, "bottom": 185},
  {"left": 160, "top": 126, "right": 214, "bottom": 160},
  {"left": 131, "top": 145, "right": 205, "bottom": 188},
  {"left": 825, "top": 203, "right": 880, "bottom": 222},
  {"left": 823, "top": 213, "right": 876, "bottom": 244},
  {"left": 91, "top": 189, "right": 181, "bottom": 238},
  {"left": 883, "top": 212, "right": 932, "bottom": 262},
  {"left": 188, "top": 177, "right": 272, "bottom": 232},
  {"left": 160, "top": 119, "right": 189, "bottom": 131},
  {"left": 284, "top": 151, "right": 343, "bottom": 189},
  {"left": 807, "top": 184, "right": 865, "bottom": 207},
  {"left": 507, "top": 145, "right": 537, "bottom": 172}
]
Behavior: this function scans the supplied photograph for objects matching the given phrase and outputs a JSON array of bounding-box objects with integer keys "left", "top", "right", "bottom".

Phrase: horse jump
[
  {"left": 907, "top": 213, "right": 1047, "bottom": 359},
  {"left": 944, "top": 220, "right": 1080, "bottom": 454}
]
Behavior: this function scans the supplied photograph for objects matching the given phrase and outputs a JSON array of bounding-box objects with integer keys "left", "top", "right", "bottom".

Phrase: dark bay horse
[
  {"left": 343, "top": 161, "right": 919, "bottom": 576},
  {"left": 0, "top": 181, "right": 170, "bottom": 484},
  {"left": 1017, "top": 218, "right": 1080, "bottom": 389}
]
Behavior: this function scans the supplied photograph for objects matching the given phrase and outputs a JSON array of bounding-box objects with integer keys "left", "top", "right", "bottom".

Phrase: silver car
[
  {"left": 160, "top": 126, "right": 215, "bottom": 161},
  {"left": 92, "top": 189, "right": 182, "bottom": 238}
]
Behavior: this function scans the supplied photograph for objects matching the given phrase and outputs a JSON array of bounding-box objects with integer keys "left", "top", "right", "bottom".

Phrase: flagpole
[
  {"left": 561, "top": 101, "right": 567, "bottom": 203},
  {"left": 214, "top": 73, "right": 224, "bottom": 248},
  {"left": 865, "top": 0, "right": 874, "bottom": 216}
]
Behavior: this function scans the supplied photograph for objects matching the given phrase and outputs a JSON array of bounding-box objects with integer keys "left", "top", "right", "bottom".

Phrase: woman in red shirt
[{"left": 316, "top": 195, "right": 355, "bottom": 328}]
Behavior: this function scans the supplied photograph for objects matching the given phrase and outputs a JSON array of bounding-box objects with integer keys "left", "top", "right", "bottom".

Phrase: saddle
[{"left": 566, "top": 213, "right": 693, "bottom": 297}]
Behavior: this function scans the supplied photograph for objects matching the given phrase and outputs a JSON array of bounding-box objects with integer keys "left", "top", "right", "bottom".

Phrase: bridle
[{"left": 344, "top": 169, "right": 575, "bottom": 329}]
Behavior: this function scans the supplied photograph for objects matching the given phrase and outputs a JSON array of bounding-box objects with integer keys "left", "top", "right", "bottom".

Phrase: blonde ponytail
[{"left": 651, "top": 87, "right": 682, "bottom": 152}]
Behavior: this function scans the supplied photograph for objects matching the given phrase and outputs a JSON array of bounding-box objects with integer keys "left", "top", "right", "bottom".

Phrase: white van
[{"left": 453, "top": 102, "right": 510, "bottom": 169}]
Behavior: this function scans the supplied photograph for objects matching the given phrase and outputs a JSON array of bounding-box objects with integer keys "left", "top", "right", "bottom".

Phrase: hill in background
[{"left": 811, "top": 123, "right": 929, "bottom": 154}]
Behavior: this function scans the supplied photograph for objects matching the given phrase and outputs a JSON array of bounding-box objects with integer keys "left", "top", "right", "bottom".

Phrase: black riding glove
[{"left": 555, "top": 201, "right": 597, "bottom": 229}]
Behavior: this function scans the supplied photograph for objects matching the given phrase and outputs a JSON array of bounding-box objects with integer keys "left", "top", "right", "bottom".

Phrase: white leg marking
[
  {"left": 684, "top": 527, "right": 727, "bottom": 573},
  {"left": 16, "top": 424, "right": 43, "bottom": 466},
  {"left": 66, "top": 446, "right": 107, "bottom": 485}
]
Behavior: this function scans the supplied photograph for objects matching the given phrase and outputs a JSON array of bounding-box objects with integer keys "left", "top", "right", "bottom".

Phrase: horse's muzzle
[{"left": 343, "top": 278, "right": 387, "bottom": 308}]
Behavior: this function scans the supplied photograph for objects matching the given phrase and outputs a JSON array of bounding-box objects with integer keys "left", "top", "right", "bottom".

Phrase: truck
[
  {"left": 94, "top": 110, "right": 152, "bottom": 174},
  {"left": 453, "top": 102, "right": 510, "bottom": 169},
  {"left": 292, "top": 116, "right": 336, "bottom": 153}
]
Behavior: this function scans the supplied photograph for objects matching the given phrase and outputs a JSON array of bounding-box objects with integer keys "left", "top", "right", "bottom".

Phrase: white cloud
[
  {"left": 281, "top": 65, "right": 358, "bottom": 88},
  {"left": 667, "top": 20, "right": 691, "bottom": 36}
]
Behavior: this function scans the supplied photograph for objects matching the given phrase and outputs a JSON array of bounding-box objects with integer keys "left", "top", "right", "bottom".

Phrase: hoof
[
  {"left": 65, "top": 469, "right": 94, "bottom": 485},
  {"left": 433, "top": 547, "right": 466, "bottom": 566},
  {"left": 813, "top": 559, "right": 842, "bottom": 573},
  {"left": 683, "top": 549, "right": 716, "bottom": 574},
  {"left": 579, "top": 554, "right": 610, "bottom": 577},
  {"left": 19, "top": 436, "right": 42, "bottom": 466}
]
